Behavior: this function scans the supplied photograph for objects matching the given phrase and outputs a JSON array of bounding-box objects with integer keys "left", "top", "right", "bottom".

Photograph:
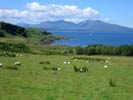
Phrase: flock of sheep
[
  {"left": 0, "top": 62, "right": 21, "bottom": 67},
  {"left": 42, "top": 57, "right": 110, "bottom": 72},
  {"left": 0, "top": 56, "right": 110, "bottom": 72}
]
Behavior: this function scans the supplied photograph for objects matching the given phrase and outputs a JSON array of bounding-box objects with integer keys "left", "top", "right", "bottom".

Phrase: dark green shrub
[
  {"left": 0, "top": 51, "right": 16, "bottom": 57},
  {"left": 73, "top": 65, "right": 88, "bottom": 73},
  {"left": 43, "top": 66, "right": 49, "bottom": 70},
  {"left": 0, "top": 30, "right": 6, "bottom": 37},
  {"left": 73, "top": 65, "right": 79, "bottom": 72},
  {"left": 109, "top": 78, "right": 116, "bottom": 87},
  {"left": 5, "top": 65, "right": 18, "bottom": 70},
  {"left": 0, "top": 42, "right": 30, "bottom": 53},
  {"left": 39, "top": 61, "right": 50, "bottom": 64}
]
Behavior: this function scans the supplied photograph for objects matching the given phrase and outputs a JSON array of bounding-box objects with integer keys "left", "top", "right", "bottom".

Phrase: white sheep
[
  {"left": 79, "top": 68, "right": 83, "bottom": 72},
  {"left": 105, "top": 60, "right": 109, "bottom": 63},
  {"left": 15, "top": 62, "right": 21, "bottom": 66},
  {"left": 67, "top": 61, "right": 71, "bottom": 64},
  {"left": 74, "top": 59, "right": 78, "bottom": 61},
  {"left": 0, "top": 63, "right": 3, "bottom": 67},
  {"left": 104, "top": 65, "right": 108, "bottom": 68},
  {"left": 64, "top": 61, "right": 67, "bottom": 64},
  {"left": 64, "top": 61, "right": 71, "bottom": 64},
  {"left": 57, "top": 67, "right": 61, "bottom": 71}
]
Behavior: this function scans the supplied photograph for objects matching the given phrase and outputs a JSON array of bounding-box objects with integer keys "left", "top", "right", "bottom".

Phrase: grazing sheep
[
  {"left": 15, "top": 62, "right": 21, "bottom": 66},
  {"left": 74, "top": 59, "right": 78, "bottom": 61},
  {"left": 0, "top": 63, "right": 3, "bottom": 67},
  {"left": 86, "top": 60, "right": 89, "bottom": 63},
  {"left": 104, "top": 65, "right": 108, "bottom": 68},
  {"left": 68, "top": 61, "right": 71, "bottom": 64},
  {"left": 64, "top": 61, "right": 71, "bottom": 64},
  {"left": 64, "top": 61, "right": 67, "bottom": 64},
  {"left": 57, "top": 67, "right": 61, "bottom": 71},
  {"left": 79, "top": 68, "right": 83, "bottom": 72},
  {"left": 52, "top": 67, "right": 61, "bottom": 71},
  {"left": 105, "top": 60, "right": 109, "bottom": 63}
]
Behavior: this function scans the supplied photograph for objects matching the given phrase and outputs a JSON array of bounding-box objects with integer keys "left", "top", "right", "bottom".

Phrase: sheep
[
  {"left": 57, "top": 67, "right": 61, "bottom": 71},
  {"left": 104, "top": 65, "right": 108, "bottom": 68},
  {"left": 14, "top": 62, "right": 21, "bottom": 66},
  {"left": 74, "top": 59, "right": 78, "bottom": 61},
  {"left": 52, "top": 67, "right": 61, "bottom": 71},
  {"left": 105, "top": 60, "right": 109, "bottom": 63},
  {"left": 67, "top": 61, "right": 71, "bottom": 64},
  {"left": 79, "top": 68, "right": 83, "bottom": 72},
  {"left": 0, "top": 63, "right": 3, "bottom": 67},
  {"left": 64, "top": 61, "right": 67, "bottom": 64},
  {"left": 64, "top": 61, "right": 71, "bottom": 64}
]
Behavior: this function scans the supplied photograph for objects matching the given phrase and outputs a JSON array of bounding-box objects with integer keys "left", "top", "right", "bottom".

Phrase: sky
[{"left": 0, "top": 0, "right": 133, "bottom": 28}]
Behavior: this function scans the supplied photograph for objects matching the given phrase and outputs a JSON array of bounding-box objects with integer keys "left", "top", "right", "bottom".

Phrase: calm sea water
[{"left": 52, "top": 31, "right": 133, "bottom": 46}]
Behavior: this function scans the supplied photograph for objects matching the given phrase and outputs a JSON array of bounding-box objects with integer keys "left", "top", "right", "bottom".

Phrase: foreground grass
[{"left": 0, "top": 54, "right": 133, "bottom": 100}]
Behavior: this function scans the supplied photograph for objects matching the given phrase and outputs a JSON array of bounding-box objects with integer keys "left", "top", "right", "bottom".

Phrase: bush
[
  {"left": 109, "top": 78, "right": 116, "bottom": 87},
  {"left": 0, "top": 42, "right": 30, "bottom": 53},
  {"left": 74, "top": 44, "right": 133, "bottom": 56},
  {"left": 0, "top": 30, "right": 6, "bottom": 37},
  {"left": 75, "top": 46, "right": 83, "bottom": 54},
  {"left": 43, "top": 66, "right": 49, "bottom": 70},
  {"left": 5, "top": 65, "right": 18, "bottom": 70},
  {"left": 73, "top": 65, "right": 79, "bottom": 72},
  {"left": 39, "top": 61, "right": 50, "bottom": 64},
  {"left": 73, "top": 65, "right": 88, "bottom": 73},
  {"left": 0, "top": 51, "right": 16, "bottom": 57}
]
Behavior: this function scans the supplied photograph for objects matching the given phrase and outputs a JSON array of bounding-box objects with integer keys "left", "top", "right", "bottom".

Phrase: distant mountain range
[{"left": 18, "top": 20, "right": 133, "bottom": 33}]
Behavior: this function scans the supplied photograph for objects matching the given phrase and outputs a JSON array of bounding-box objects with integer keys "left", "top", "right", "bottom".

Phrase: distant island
[{"left": 18, "top": 20, "right": 133, "bottom": 33}]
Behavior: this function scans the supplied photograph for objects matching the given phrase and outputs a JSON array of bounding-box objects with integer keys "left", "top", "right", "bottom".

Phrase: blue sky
[{"left": 0, "top": 0, "right": 133, "bottom": 28}]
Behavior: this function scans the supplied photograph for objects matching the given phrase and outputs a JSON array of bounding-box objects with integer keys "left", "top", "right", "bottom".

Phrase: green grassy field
[{"left": 0, "top": 54, "right": 133, "bottom": 100}]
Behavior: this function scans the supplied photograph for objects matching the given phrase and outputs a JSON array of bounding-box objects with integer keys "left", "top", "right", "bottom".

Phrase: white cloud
[{"left": 0, "top": 2, "right": 99, "bottom": 24}]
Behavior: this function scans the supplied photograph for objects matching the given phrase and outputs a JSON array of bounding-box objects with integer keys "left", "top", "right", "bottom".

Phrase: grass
[{"left": 0, "top": 54, "right": 133, "bottom": 100}]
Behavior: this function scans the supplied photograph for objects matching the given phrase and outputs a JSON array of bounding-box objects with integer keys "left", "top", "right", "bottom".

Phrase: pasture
[{"left": 0, "top": 54, "right": 133, "bottom": 100}]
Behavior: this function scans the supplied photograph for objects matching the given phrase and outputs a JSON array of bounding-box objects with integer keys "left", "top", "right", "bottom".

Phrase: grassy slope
[
  {"left": 0, "top": 31, "right": 60, "bottom": 45},
  {"left": 0, "top": 54, "right": 133, "bottom": 100}
]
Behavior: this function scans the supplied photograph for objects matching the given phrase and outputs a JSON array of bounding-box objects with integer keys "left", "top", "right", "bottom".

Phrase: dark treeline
[
  {"left": 0, "top": 42, "right": 133, "bottom": 56},
  {"left": 75, "top": 45, "right": 133, "bottom": 56}
]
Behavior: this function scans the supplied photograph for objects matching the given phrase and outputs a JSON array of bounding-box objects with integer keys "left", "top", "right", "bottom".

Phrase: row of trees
[
  {"left": 75, "top": 45, "right": 133, "bottom": 56},
  {"left": 0, "top": 42, "right": 133, "bottom": 56}
]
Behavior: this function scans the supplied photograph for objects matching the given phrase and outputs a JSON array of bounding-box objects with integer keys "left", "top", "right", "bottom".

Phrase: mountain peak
[{"left": 17, "top": 20, "right": 133, "bottom": 33}]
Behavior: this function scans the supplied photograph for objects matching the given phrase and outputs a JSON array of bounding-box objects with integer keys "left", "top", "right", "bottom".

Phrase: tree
[{"left": 75, "top": 46, "right": 83, "bottom": 54}]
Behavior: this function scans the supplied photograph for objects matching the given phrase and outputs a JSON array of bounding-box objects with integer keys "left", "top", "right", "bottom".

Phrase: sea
[{"left": 52, "top": 31, "right": 133, "bottom": 46}]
